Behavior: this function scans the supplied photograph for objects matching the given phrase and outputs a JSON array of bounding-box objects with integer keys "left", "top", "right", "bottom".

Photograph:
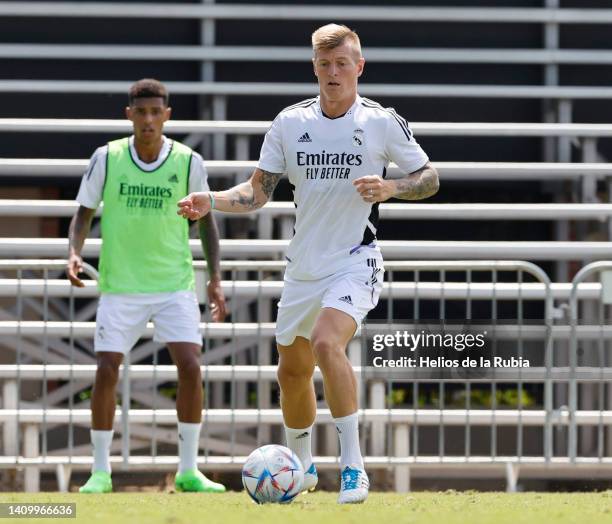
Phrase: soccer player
[
  {"left": 177, "top": 25, "right": 439, "bottom": 503},
  {"left": 67, "top": 79, "right": 227, "bottom": 494}
]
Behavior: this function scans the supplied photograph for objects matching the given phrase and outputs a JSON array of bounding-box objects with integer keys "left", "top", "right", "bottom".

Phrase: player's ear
[
  {"left": 125, "top": 106, "right": 132, "bottom": 121},
  {"left": 356, "top": 56, "right": 365, "bottom": 77},
  {"left": 164, "top": 106, "right": 172, "bottom": 121},
  {"left": 312, "top": 57, "right": 318, "bottom": 78}
]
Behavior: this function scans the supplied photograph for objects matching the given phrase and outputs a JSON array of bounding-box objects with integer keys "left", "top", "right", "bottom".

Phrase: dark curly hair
[{"left": 128, "top": 78, "right": 169, "bottom": 106}]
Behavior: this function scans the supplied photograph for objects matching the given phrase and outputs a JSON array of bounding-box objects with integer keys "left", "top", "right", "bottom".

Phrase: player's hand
[
  {"left": 207, "top": 277, "right": 227, "bottom": 322},
  {"left": 353, "top": 175, "right": 394, "bottom": 203},
  {"left": 66, "top": 253, "right": 85, "bottom": 288},
  {"left": 177, "top": 192, "right": 212, "bottom": 220}
]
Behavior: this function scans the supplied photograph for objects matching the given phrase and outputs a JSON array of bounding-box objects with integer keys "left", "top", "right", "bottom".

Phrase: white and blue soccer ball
[{"left": 241, "top": 444, "right": 304, "bottom": 504}]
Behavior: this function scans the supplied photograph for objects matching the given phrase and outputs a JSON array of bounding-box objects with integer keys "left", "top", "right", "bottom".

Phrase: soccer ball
[{"left": 241, "top": 444, "right": 304, "bottom": 503}]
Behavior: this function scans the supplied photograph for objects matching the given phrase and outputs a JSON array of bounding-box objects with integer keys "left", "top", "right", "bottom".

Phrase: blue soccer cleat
[
  {"left": 302, "top": 462, "right": 318, "bottom": 492},
  {"left": 337, "top": 465, "right": 369, "bottom": 504}
]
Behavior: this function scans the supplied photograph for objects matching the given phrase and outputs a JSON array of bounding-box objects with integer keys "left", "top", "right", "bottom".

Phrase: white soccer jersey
[
  {"left": 76, "top": 136, "right": 210, "bottom": 209},
  {"left": 258, "top": 95, "right": 429, "bottom": 280}
]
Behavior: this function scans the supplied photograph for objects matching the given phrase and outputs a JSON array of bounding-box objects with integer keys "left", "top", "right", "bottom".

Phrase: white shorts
[
  {"left": 94, "top": 290, "right": 202, "bottom": 354},
  {"left": 275, "top": 254, "right": 384, "bottom": 346}
]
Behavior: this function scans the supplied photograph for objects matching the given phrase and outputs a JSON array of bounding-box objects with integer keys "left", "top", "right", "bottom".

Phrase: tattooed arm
[
  {"left": 177, "top": 168, "right": 283, "bottom": 219},
  {"left": 391, "top": 162, "right": 439, "bottom": 201},
  {"left": 354, "top": 162, "right": 439, "bottom": 203}
]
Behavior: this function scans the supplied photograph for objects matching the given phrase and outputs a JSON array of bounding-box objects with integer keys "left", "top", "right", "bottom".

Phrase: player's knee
[
  {"left": 311, "top": 337, "right": 342, "bottom": 369},
  {"left": 96, "top": 355, "right": 122, "bottom": 385},
  {"left": 277, "top": 362, "right": 313, "bottom": 390},
  {"left": 176, "top": 357, "right": 201, "bottom": 383}
]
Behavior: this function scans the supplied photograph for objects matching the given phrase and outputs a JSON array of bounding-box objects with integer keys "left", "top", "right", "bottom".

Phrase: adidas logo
[
  {"left": 338, "top": 295, "right": 353, "bottom": 306},
  {"left": 297, "top": 132, "right": 312, "bottom": 143},
  {"left": 295, "top": 431, "right": 309, "bottom": 439},
  {"left": 168, "top": 174, "right": 179, "bottom": 184}
]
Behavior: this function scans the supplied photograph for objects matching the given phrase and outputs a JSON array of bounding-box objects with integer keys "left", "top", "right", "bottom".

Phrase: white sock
[
  {"left": 284, "top": 424, "right": 314, "bottom": 471},
  {"left": 333, "top": 412, "right": 364, "bottom": 469},
  {"left": 91, "top": 429, "right": 113, "bottom": 474},
  {"left": 178, "top": 421, "right": 201, "bottom": 473}
]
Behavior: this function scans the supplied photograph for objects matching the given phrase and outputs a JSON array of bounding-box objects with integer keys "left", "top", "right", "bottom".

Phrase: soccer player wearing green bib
[{"left": 67, "top": 79, "right": 227, "bottom": 494}]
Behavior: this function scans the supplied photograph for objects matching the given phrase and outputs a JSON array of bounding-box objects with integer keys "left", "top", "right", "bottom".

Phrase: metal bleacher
[
  {"left": 2, "top": 1, "right": 612, "bottom": 494},
  {"left": 3, "top": 2, "right": 612, "bottom": 139}
]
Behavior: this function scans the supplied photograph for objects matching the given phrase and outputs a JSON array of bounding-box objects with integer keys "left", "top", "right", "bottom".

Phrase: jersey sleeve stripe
[
  {"left": 281, "top": 98, "right": 317, "bottom": 113},
  {"left": 360, "top": 99, "right": 414, "bottom": 141},
  {"left": 85, "top": 154, "right": 99, "bottom": 180},
  {"left": 102, "top": 146, "right": 109, "bottom": 192},
  {"left": 388, "top": 108, "right": 414, "bottom": 139},
  {"left": 388, "top": 113, "right": 413, "bottom": 142}
]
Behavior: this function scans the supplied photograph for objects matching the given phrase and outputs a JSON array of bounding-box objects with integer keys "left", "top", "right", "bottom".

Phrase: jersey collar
[
  {"left": 316, "top": 95, "right": 361, "bottom": 119},
  {"left": 128, "top": 135, "right": 172, "bottom": 171}
]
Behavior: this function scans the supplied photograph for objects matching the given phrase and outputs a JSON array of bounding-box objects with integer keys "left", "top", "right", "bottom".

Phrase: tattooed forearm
[
  {"left": 260, "top": 169, "right": 283, "bottom": 199},
  {"left": 393, "top": 162, "right": 439, "bottom": 201},
  {"left": 211, "top": 168, "right": 283, "bottom": 212},
  {"left": 215, "top": 180, "right": 262, "bottom": 211},
  {"left": 229, "top": 183, "right": 259, "bottom": 210},
  {"left": 231, "top": 167, "right": 282, "bottom": 207}
]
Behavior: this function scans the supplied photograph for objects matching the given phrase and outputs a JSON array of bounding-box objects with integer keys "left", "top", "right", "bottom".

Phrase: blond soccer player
[{"left": 178, "top": 25, "right": 439, "bottom": 503}]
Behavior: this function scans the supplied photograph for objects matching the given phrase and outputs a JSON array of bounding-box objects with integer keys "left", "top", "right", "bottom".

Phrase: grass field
[{"left": 0, "top": 491, "right": 611, "bottom": 524}]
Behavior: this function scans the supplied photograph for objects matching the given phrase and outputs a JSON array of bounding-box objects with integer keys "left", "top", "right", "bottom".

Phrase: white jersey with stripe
[{"left": 258, "top": 95, "right": 429, "bottom": 280}]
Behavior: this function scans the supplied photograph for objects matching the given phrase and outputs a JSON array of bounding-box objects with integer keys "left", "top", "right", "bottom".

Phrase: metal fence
[
  {"left": 568, "top": 262, "right": 612, "bottom": 464},
  {"left": 1, "top": 260, "right": 612, "bottom": 493}
]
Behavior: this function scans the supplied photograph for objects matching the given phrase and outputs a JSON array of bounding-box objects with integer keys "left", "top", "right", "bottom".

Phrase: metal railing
[
  {"left": 568, "top": 262, "right": 612, "bottom": 464},
  {"left": 6, "top": 45, "right": 612, "bottom": 65},
  {"left": 1, "top": 159, "right": 610, "bottom": 181},
  {"left": 0, "top": 119, "right": 604, "bottom": 208},
  {"left": 3, "top": 200, "right": 612, "bottom": 221},
  {"left": 0, "top": 238, "right": 610, "bottom": 262},
  {"left": 3, "top": 119, "right": 612, "bottom": 137},
  {"left": 2, "top": 4, "right": 612, "bottom": 23},
  {"left": 3, "top": 4, "right": 612, "bottom": 147},
  {"left": 3, "top": 258, "right": 611, "bottom": 493},
  {"left": 2, "top": 81, "right": 612, "bottom": 101}
]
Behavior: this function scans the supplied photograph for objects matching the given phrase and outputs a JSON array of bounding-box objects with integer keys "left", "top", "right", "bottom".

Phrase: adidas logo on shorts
[
  {"left": 338, "top": 295, "right": 353, "bottom": 306},
  {"left": 297, "top": 132, "right": 312, "bottom": 143}
]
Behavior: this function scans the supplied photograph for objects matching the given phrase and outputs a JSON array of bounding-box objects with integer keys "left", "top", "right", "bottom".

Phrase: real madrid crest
[{"left": 352, "top": 128, "right": 364, "bottom": 147}]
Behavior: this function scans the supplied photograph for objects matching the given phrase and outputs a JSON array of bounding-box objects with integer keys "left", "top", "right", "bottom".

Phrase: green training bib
[{"left": 98, "top": 137, "right": 195, "bottom": 293}]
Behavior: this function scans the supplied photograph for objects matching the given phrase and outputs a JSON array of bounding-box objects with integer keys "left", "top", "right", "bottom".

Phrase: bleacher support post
[
  {"left": 23, "top": 424, "right": 39, "bottom": 492},
  {"left": 121, "top": 355, "right": 130, "bottom": 470},
  {"left": 212, "top": 95, "right": 226, "bottom": 160},
  {"left": 505, "top": 462, "right": 519, "bottom": 493},
  {"left": 543, "top": 0, "right": 559, "bottom": 163},
  {"left": 197, "top": 0, "right": 216, "bottom": 159},
  {"left": 393, "top": 424, "right": 410, "bottom": 492},
  {"left": 56, "top": 464, "right": 72, "bottom": 493},
  {"left": 369, "top": 381, "right": 386, "bottom": 456},
  {"left": 2, "top": 380, "right": 17, "bottom": 457}
]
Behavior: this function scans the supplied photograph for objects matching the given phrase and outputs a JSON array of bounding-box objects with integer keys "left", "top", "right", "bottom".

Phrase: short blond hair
[{"left": 311, "top": 23, "right": 362, "bottom": 58}]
